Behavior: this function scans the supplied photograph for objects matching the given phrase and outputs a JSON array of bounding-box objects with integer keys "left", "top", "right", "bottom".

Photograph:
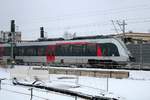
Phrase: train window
[
  {"left": 85, "top": 44, "right": 97, "bottom": 56},
  {"left": 32, "top": 46, "right": 38, "bottom": 56},
  {"left": 71, "top": 44, "right": 83, "bottom": 56},
  {"left": 56, "top": 44, "right": 71, "bottom": 56},
  {"left": 18, "top": 46, "right": 45, "bottom": 56},
  {"left": 101, "top": 44, "right": 109, "bottom": 56},
  {"left": 22, "top": 46, "right": 36, "bottom": 56},
  {"left": 99, "top": 43, "right": 119, "bottom": 56},
  {"left": 27, "top": 47, "right": 33, "bottom": 56},
  {"left": 19, "top": 47, "right": 25, "bottom": 56},
  {"left": 38, "top": 46, "right": 46, "bottom": 56},
  {"left": 56, "top": 45, "right": 61, "bottom": 56},
  {"left": 16, "top": 47, "right": 21, "bottom": 56},
  {"left": 22, "top": 47, "right": 27, "bottom": 56},
  {"left": 14, "top": 47, "right": 18, "bottom": 56},
  {"left": 4, "top": 47, "right": 10, "bottom": 56},
  {"left": 19, "top": 47, "right": 22, "bottom": 56},
  {"left": 0, "top": 47, "right": 4, "bottom": 57}
]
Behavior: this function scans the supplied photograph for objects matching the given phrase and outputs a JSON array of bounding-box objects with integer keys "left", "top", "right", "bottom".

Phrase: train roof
[
  {"left": 0, "top": 35, "right": 115, "bottom": 46},
  {"left": 37, "top": 35, "right": 112, "bottom": 42},
  {"left": 0, "top": 35, "right": 113, "bottom": 44},
  {"left": 72, "top": 35, "right": 112, "bottom": 40}
]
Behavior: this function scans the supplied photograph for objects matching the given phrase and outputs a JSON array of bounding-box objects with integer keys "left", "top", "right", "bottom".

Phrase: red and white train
[{"left": 0, "top": 36, "right": 134, "bottom": 68}]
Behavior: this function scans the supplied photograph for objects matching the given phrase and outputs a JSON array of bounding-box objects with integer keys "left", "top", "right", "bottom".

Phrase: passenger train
[{"left": 0, "top": 36, "right": 133, "bottom": 68}]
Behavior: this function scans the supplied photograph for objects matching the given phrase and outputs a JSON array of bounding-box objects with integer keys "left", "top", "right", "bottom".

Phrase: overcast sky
[{"left": 0, "top": 0, "right": 150, "bottom": 40}]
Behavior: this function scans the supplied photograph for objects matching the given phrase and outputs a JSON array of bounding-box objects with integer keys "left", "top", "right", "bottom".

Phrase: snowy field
[{"left": 0, "top": 66, "right": 150, "bottom": 100}]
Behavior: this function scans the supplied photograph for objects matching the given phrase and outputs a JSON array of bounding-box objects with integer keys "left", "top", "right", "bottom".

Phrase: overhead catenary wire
[
  {"left": 19, "top": 16, "right": 149, "bottom": 34},
  {"left": 127, "top": 19, "right": 150, "bottom": 24},
  {"left": 13, "top": 3, "right": 150, "bottom": 33},
  {"left": 1, "top": 3, "right": 150, "bottom": 37},
  {"left": 18, "top": 4, "right": 150, "bottom": 25},
  {"left": 13, "top": 3, "right": 150, "bottom": 34},
  {"left": 20, "top": 18, "right": 150, "bottom": 33},
  {"left": 19, "top": 15, "right": 150, "bottom": 32},
  {"left": 111, "top": 20, "right": 119, "bottom": 34}
]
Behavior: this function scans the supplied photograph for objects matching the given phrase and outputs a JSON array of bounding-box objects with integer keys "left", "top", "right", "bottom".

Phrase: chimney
[
  {"left": 40, "top": 27, "right": 44, "bottom": 38},
  {"left": 11, "top": 20, "right": 15, "bottom": 32}
]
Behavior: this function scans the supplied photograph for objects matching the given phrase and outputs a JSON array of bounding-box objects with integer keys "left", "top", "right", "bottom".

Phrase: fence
[{"left": 127, "top": 43, "right": 150, "bottom": 69}]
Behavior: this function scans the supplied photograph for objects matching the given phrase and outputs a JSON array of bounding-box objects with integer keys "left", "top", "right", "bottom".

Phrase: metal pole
[
  {"left": 0, "top": 80, "right": 1, "bottom": 90},
  {"left": 10, "top": 20, "right": 15, "bottom": 68},
  {"left": 29, "top": 88, "right": 33, "bottom": 100},
  {"left": 75, "top": 96, "right": 77, "bottom": 100},
  {"left": 10, "top": 36, "right": 14, "bottom": 68},
  {"left": 116, "top": 20, "right": 127, "bottom": 43},
  {"left": 122, "top": 20, "right": 127, "bottom": 43},
  {"left": 106, "top": 76, "right": 109, "bottom": 92},
  {"left": 75, "top": 66, "right": 79, "bottom": 86},
  {"left": 0, "top": 78, "right": 6, "bottom": 90},
  {"left": 76, "top": 74, "right": 79, "bottom": 86},
  {"left": 140, "top": 41, "right": 142, "bottom": 70}
]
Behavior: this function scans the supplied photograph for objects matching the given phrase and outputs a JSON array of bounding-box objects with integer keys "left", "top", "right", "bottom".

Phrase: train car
[{"left": 0, "top": 36, "right": 133, "bottom": 68}]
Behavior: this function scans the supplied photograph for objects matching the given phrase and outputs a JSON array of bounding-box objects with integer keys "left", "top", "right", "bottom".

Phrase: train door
[
  {"left": 46, "top": 45, "right": 55, "bottom": 63},
  {"left": 96, "top": 44, "right": 102, "bottom": 57}
]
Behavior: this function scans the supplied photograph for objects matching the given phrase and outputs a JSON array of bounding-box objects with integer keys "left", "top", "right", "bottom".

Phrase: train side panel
[{"left": 0, "top": 37, "right": 130, "bottom": 67}]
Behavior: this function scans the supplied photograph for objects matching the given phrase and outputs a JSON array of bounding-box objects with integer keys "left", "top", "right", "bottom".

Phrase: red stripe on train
[
  {"left": 46, "top": 45, "right": 55, "bottom": 62},
  {"left": 97, "top": 46, "right": 102, "bottom": 57}
]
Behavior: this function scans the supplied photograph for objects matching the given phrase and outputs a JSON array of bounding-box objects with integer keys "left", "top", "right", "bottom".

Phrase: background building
[
  {"left": 0, "top": 31, "right": 21, "bottom": 43},
  {"left": 116, "top": 32, "right": 150, "bottom": 44}
]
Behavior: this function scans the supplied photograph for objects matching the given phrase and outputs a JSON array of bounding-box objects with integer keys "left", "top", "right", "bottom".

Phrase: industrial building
[
  {"left": 116, "top": 32, "right": 150, "bottom": 44},
  {"left": 0, "top": 31, "right": 21, "bottom": 43}
]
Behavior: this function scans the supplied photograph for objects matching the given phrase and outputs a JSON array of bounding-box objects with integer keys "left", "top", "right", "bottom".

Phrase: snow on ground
[
  {"left": 0, "top": 66, "right": 150, "bottom": 100},
  {"left": 130, "top": 70, "right": 150, "bottom": 80}
]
